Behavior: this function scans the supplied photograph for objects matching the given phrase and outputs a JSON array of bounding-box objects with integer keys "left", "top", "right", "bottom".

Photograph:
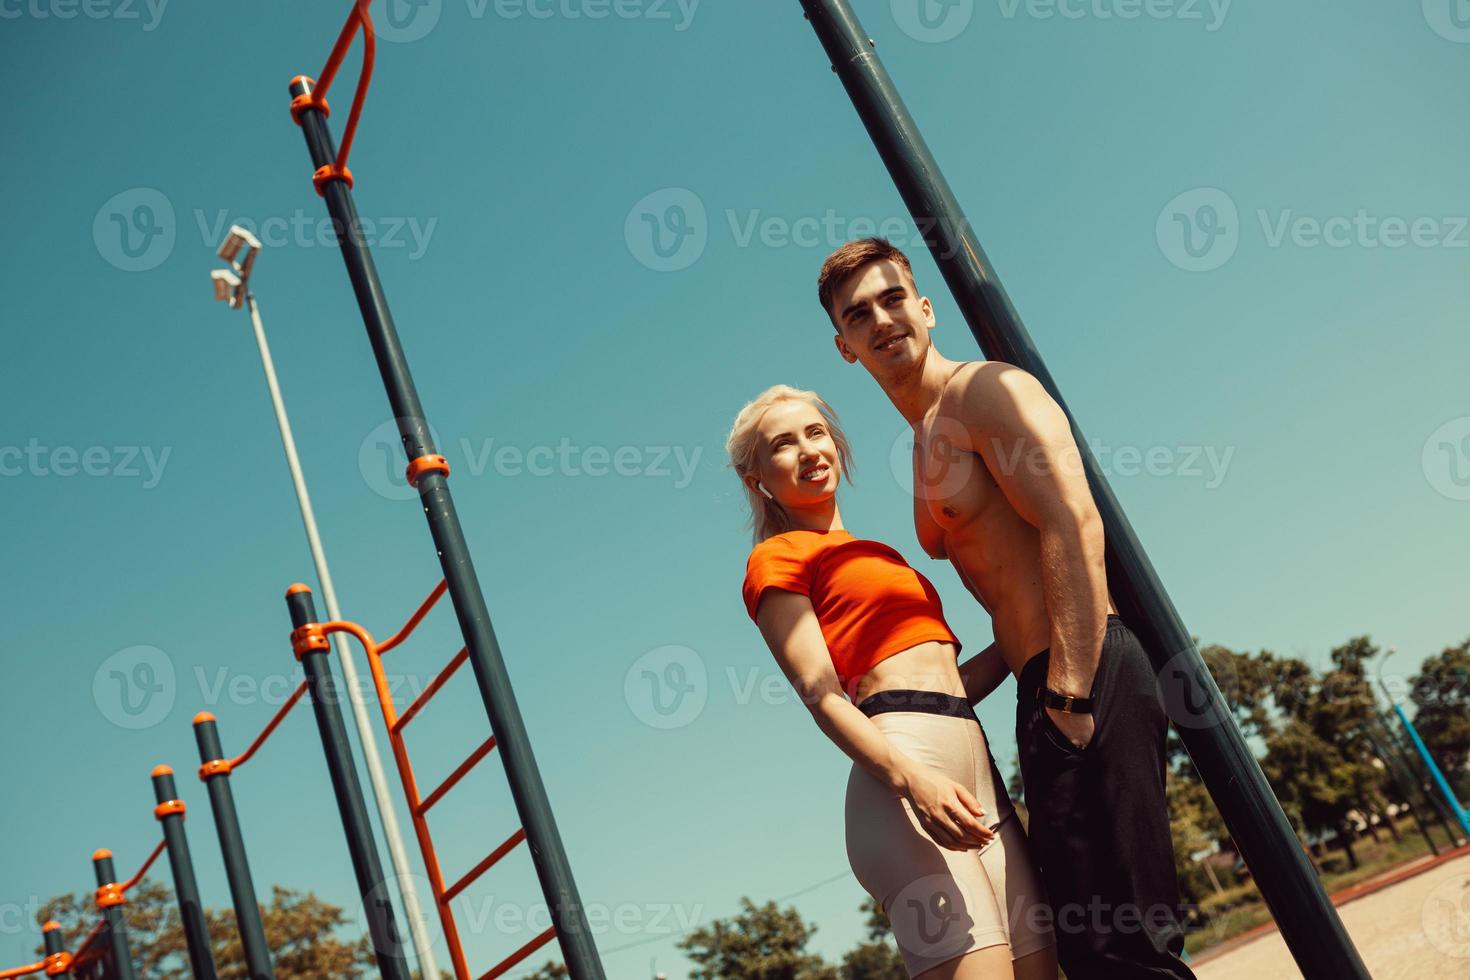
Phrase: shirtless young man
[{"left": 817, "top": 238, "right": 1197, "bottom": 979}]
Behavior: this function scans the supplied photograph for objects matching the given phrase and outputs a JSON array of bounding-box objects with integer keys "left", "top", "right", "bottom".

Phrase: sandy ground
[{"left": 1193, "top": 853, "right": 1470, "bottom": 979}]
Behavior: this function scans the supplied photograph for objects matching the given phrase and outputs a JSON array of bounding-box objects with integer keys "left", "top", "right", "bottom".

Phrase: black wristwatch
[{"left": 1039, "top": 687, "right": 1094, "bottom": 715}]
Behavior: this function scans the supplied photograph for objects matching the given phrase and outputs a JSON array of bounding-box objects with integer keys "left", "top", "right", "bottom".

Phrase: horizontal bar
[
  {"left": 230, "top": 679, "right": 310, "bottom": 771},
  {"left": 119, "top": 839, "right": 167, "bottom": 893},
  {"left": 378, "top": 580, "right": 449, "bottom": 655},
  {"left": 479, "top": 925, "right": 557, "bottom": 980},
  {"left": 417, "top": 733, "right": 496, "bottom": 816},
  {"left": 393, "top": 647, "right": 468, "bottom": 734},
  {"left": 441, "top": 828, "right": 526, "bottom": 905}
]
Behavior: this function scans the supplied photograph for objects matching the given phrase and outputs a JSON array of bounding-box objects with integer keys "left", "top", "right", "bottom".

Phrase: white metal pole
[{"left": 246, "top": 293, "right": 443, "bottom": 980}]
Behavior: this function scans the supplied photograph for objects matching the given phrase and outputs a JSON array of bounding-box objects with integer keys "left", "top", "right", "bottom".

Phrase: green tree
[
  {"left": 836, "top": 896, "right": 904, "bottom": 980},
  {"left": 519, "top": 961, "right": 570, "bottom": 979},
  {"left": 676, "top": 897, "right": 837, "bottom": 980},
  {"left": 36, "top": 880, "right": 375, "bottom": 979},
  {"left": 1409, "top": 639, "right": 1470, "bottom": 797}
]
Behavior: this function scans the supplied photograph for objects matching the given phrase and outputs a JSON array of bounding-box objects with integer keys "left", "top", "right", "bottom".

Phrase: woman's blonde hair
[{"left": 726, "top": 384, "right": 854, "bottom": 544}]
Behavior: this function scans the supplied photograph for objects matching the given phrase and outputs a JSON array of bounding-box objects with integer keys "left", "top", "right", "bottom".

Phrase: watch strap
[{"left": 1039, "top": 687, "right": 1094, "bottom": 714}]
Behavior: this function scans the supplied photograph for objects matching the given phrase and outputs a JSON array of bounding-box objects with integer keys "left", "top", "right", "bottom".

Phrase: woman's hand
[{"left": 901, "top": 764, "right": 995, "bottom": 851}]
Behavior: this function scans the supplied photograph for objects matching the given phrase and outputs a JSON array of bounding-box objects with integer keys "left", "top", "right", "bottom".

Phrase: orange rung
[
  {"left": 442, "top": 828, "right": 526, "bottom": 905},
  {"left": 378, "top": 580, "right": 448, "bottom": 655},
  {"left": 0, "top": 960, "right": 45, "bottom": 979},
  {"left": 395, "top": 648, "right": 469, "bottom": 734},
  {"left": 479, "top": 925, "right": 558, "bottom": 980},
  {"left": 417, "top": 734, "right": 496, "bottom": 816},
  {"left": 119, "top": 839, "right": 167, "bottom": 894}
]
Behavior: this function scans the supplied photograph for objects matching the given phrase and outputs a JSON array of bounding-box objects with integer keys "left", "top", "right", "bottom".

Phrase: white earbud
[{"left": 757, "top": 482, "right": 774, "bottom": 500}]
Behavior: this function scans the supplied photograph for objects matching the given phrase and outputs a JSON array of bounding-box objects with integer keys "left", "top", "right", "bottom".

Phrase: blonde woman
[{"left": 728, "top": 384, "right": 1057, "bottom": 980}]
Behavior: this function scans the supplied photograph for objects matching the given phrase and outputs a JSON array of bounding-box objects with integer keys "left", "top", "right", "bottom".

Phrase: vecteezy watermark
[
  {"left": 1422, "top": 873, "right": 1470, "bottom": 957},
  {"left": 1422, "top": 416, "right": 1470, "bottom": 501},
  {"left": 996, "top": 0, "right": 1230, "bottom": 30},
  {"left": 624, "top": 187, "right": 971, "bottom": 273},
  {"left": 887, "top": 419, "right": 1235, "bottom": 499},
  {"left": 889, "top": 874, "right": 984, "bottom": 963},
  {"left": 372, "top": 0, "right": 699, "bottom": 43},
  {"left": 1158, "top": 187, "right": 1470, "bottom": 272},
  {"left": 892, "top": 0, "right": 975, "bottom": 43},
  {"left": 194, "top": 209, "right": 437, "bottom": 261},
  {"left": 625, "top": 645, "right": 708, "bottom": 730},
  {"left": 94, "top": 188, "right": 176, "bottom": 273},
  {"left": 92, "top": 188, "right": 440, "bottom": 273},
  {"left": 357, "top": 418, "right": 705, "bottom": 501},
  {"left": 1422, "top": 0, "right": 1470, "bottom": 43},
  {"left": 0, "top": 0, "right": 168, "bottom": 30},
  {"left": 93, "top": 645, "right": 177, "bottom": 730},
  {"left": 0, "top": 439, "right": 172, "bottom": 488}
]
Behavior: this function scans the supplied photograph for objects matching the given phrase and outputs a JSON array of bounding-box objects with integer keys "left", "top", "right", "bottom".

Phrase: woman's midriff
[{"left": 851, "top": 640, "right": 965, "bottom": 704}]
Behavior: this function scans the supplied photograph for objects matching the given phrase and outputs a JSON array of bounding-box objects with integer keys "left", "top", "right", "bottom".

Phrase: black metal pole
[
  {"left": 43, "top": 919, "right": 71, "bottom": 978},
  {"left": 192, "top": 714, "right": 276, "bottom": 980},
  {"left": 283, "top": 585, "right": 411, "bottom": 980},
  {"left": 288, "top": 76, "right": 603, "bottom": 979},
  {"left": 794, "top": 2, "right": 1368, "bottom": 976},
  {"left": 151, "top": 765, "right": 220, "bottom": 979},
  {"left": 90, "top": 851, "right": 137, "bottom": 980},
  {"left": 1363, "top": 726, "right": 1438, "bottom": 856},
  {"left": 1381, "top": 709, "right": 1461, "bottom": 844}
]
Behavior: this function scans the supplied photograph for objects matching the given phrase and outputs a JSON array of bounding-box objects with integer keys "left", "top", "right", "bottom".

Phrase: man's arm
[
  {"left": 950, "top": 362, "right": 1109, "bottom": 703},
  {"left": 957, "top": 642, "right": 1009, "bottom": 707}
]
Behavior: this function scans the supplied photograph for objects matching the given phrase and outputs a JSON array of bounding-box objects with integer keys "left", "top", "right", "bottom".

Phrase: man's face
[{"left": 829, "top": 259, "right": 935, "bottom": 383}]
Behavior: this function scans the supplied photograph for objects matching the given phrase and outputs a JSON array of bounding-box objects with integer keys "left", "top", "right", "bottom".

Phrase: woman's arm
[
  {"left": 753, "top": 588, "right": 994, "bottom": 851},
  {"left": 957, "top": 642, "right": 1010, "bottom": 707}
]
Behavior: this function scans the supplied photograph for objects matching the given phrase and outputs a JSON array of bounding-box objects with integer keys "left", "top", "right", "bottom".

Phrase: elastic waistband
[
  {"left": 855, "top": 688, "right": 977, "bottom": 721},
  {"left": 1017, "top": 615, "right": 1128, "bottom": 694}
]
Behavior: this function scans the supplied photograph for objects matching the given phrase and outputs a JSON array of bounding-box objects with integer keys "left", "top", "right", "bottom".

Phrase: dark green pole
[
  {"left": 794, "top": 2, "right": 1368, "bottom": 976},
  {"left": 151, "top": 766, "right": 219, "bottom": 979},
  {"left": 288, "top": 74, "right": 603, "bottom": 979},
  {"left": 42, "top": 920, "right": 71, "bottom": 978},
  {"left": 192, "top": 714, "right": 276, "bottom": 980},
  {"left": 1363, "top": 725, "right": 1438, "bottom": 855},
  {"left": 90, "top": 851, "right": 137, "bottom": 980},
  {"left": 284, "top": 585, "right": 411, "bottom": 980}
]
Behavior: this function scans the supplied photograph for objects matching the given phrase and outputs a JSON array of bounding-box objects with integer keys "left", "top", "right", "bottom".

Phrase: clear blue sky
[{"left": 2, "top": 1, "right": 1467, "bottom": 976}]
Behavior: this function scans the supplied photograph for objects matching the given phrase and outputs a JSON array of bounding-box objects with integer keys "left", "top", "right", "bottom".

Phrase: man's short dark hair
[{"left": 817, "top": 238, "right": 916, "bottom": 325}]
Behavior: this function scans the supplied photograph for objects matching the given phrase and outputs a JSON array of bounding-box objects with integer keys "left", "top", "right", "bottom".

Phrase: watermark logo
[
  {"left": 373, "top": 0, "right": 442, "bottom": 41},
  {"left": 0, "top": 439, "right": 172, "bottom": 488},
  {"left": 1156, "top": 187, "right": 1238, "bottom": 272},
  {"left": 890, "top": 874, "right": 980, "bottom": 961},
  {"left": 94, "top": 188, "right": 176, "bottom": 272},
  {"left": 1422, "top": 873, "right": 1470, "bottom": 957},
  {"left": 1423, "top": 0, "right": 1470, "bottom": 43},
  {"left": 625, "top": 188, "right": 707, "bottom": 272},
  {"left": 1423, "top": 416, "right": 1470, "bottom": 501},
  {"left": 892, "top": 0, "right": 975, "bottom": 43},
  {"left": 624, "top": 644, "right": 707, "bottom": 729},
  {"left": 93, "top": 645, "right": 176, "bottom": 729},
  {"left": 1155, "top": 647, "right": 1238, "bottom": 731}
]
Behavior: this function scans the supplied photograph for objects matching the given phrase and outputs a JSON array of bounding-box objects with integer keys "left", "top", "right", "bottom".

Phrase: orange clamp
[
  {"left": 312, "top": 163, "right": 354, "bottom": 197},
  {"left": 291, "top": 623, "right": 331, "bottom": 660},
  {"left": 154, "top": 799, "right": 185, "bottom": 821},
  {"left": 198, "top": 759, "right": 232, "bottom": 780},
  {"left": 95, "top": 884, "right": 125, "bottom": 910},
  {"left": 44, "top": 952, "right": 73, "bottom": 976},
  {"left": 289, "top": 76, "right": 331, "bottom": 125},
  {"left": 406, "top": 454, "right": 450, "bottom": 487}
]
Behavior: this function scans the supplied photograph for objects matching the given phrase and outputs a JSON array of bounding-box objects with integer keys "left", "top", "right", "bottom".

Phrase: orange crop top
[{"left": 741, "top": 529, "right": 960, "bottom": 691}]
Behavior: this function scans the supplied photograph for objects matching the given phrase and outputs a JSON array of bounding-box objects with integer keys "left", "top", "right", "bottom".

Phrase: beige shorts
[{"left": 844, "top": 699, "right": 1054, "bottom": 977}]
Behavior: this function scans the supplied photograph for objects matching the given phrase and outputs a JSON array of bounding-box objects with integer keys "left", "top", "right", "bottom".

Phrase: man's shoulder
[{"left": 937, "top": 359, "right": 1041, "bottom": 414}]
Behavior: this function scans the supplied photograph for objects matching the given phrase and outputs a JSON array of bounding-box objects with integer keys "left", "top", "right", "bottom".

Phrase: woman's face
[{"left": 748, "top": 399, "right": 841, "bottom": 508}]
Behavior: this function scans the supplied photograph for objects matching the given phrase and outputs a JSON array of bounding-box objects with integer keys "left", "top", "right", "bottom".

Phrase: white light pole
[{"left": 211, "top": 226, "right": 442, "bottom": 980}]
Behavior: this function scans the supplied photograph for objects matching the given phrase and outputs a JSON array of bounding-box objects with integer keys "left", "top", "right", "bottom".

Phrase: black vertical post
[
  {"left": 283, "top": 585, "right": 410, "bottom": 980},
  {"left": 90, "top": 851, "right": 137, "bottom": 980},
  {"left": 151, "top": 765, "right": 220, "bottom": 979},
  {"left": 193, "top": 714, "right": 276, "bottom": 980},
  {"left": 794, "top": 2, "right": 1369, "bottom": 977},
  {"left": 288, "top": 75, "right": 603, "bottom": 979},
  {"left": 43, "top": 920, "right": 71, "bottom": 978}
]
